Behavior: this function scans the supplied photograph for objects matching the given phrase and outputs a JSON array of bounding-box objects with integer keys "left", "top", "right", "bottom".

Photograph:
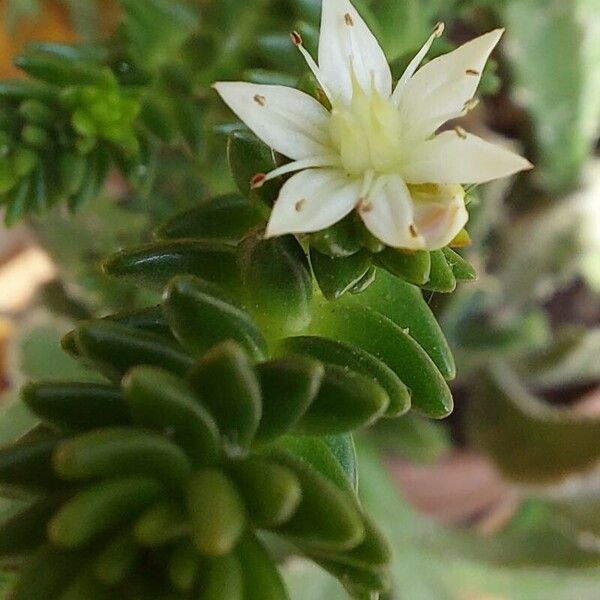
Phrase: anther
[
  {"left": 454, "top": 126, "right": 467, "bottom": 140},
  {"left": 295, "top": 199, "right": 306, "bottom": 212},
  {"left": 432, "top": 22, "right": 445, "bottom": 38},
  {"left": 409, "top": 224, "right": 419, "bottom": 238},
  {"left": 344, "top": 13, "right": 354, "bottom": 26},
  {"left": 465, "top": 68, "right": 480, "bottom": 76},
  {"left": 358, "top": 198, "right": 373, "bottom": 213},
  {"left": 250, "top": 173, "right": 266, "bottom": 189},
  {"left": 463, "top": 97, "right": 480, "bottom": 111},
  {"left": 290, "top": 31, "right": 303, "bottom": 46},
  {"left": 253, "top": 94, "right": 266, "bottom": 106}
]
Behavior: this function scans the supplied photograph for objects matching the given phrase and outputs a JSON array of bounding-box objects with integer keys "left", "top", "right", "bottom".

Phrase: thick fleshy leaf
[
  {"left": 359, "top": 174, "right": 419, "bottom": 249},
  {"left": 354, "top": 269, "right": 456, "bottom": 380},
  {"left": 311, "top": 300, "right": 453, "bottom": 418},
  {"left": 278, "top": 336, "right": 410, "bottom": 416},
  {"left": 155, "top": 194, "right": 264, "bottom": 244},
  {"left": 213, "top": 82, "right": 332, "bottom": 159},
  {"left": 318, "top": 0, "right": 391, "bottom": 104},
  {"left": 266, "top": 169, "right": 361, "bottom": 237},
  {"left": 310, "top": 248, "right": 371, "bottom": 299},
  {"left": 238, "top": 233, "right": 313, "bottom": 336},
  {"left": 273, "top": 435, "right": 356, "bottom": 493},
  {"left": 404, "top": 131, "right": 533, "bottom": 185},
  {"left": 397, "top": 30, "right": 503, "bottom": 136}
]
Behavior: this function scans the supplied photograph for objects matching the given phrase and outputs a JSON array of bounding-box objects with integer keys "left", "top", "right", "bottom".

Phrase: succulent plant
[{"left": 0, "top": 274, "right": 396, "bottom": 599}]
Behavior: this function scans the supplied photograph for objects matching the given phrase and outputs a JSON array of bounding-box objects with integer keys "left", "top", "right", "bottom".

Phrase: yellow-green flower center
[{"left": 329, "top": 76, "right": 404, "bottom": 176}]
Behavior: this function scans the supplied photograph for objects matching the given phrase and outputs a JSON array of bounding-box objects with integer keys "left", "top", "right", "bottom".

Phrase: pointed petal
[
  {"left": 266, "top": 169, "right": 361, "bottom": 237},
  {"left": 319, "top": 0, "right": 392, "bottom": 104},
  {"left": 403, "top": 130, "right": 533, "bottom": 184},
  {"left": 412, "top": 184, "right": 469, "bottom": 250},
  {"left": 359, "top": 175, "right": 423, "bottom": 249},
  {"left": 398, "top": 29, "right": 504, "bottom": 136},
  {"left": 214, "top": 82, "right": 332, "bottom": 159}
]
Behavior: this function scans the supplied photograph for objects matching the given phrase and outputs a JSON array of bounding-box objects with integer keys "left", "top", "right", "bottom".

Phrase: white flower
[{"left": 214, "top": 0, "right": 532, "bottom": 250}]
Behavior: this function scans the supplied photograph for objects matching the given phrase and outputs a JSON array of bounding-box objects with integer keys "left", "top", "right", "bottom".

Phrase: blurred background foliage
[{"left": 0, "top": 0, "right": 598, "bottom": 598}]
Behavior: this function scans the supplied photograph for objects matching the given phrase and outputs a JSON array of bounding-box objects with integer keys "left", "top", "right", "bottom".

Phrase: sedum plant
[{"left": 4, "top": 0, "right": 599, "bottom": 598}]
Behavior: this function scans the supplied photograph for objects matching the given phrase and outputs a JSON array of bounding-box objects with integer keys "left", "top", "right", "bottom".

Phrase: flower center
[{"left": 329, "top": 75, "right": 404, "bottom": 177}]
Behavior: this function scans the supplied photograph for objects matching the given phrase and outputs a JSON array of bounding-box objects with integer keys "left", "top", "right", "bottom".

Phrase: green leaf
[
  {"left": 70, "top": 321, "right": 193, "bottom": 381},
  {"left": 309, "top": 216, "right": 362, "bottom": 258},
  {"left": 123, "top": 366, "right": 221, "bottom": 467},
  {"left": 255, "top": 357, "right": 324, "bottom": 443},
  {"left": 310, "top": 249, "right": 372, "bottom": 300},
  {"left": 188, "top": 341, "right": 261, "bottom": 450},
  {"left": 0, "top": 394, "right": 37, "bottom": 447},
  {"left": 0, "top": 437, "right": 63, "bottom": 492},
  {"left": 422, "top": 250, "right": 456, "bottom": 293},
  {"left": 48, "top": 478, "right": 162, "bottom": 548},
  {"left": 286, "top": 443, "right": 600, "bottom": 600},
  {"left": 163, "top": 275, "right": 268, "bottom": 361},
  {"left": 273, "top": 436, "right": 356, "bottom": 494},
  {"left": 269, "top": 450, "right": 365, "bottom": 552},
  {"left": 54, "top": 427, "right": 192, "bottom": 487},
  {"left": 0, "top": 494, "right": 67, "bottom": 559},
  {"left": 237, "top": 533, "right": 289, "bottom": 600},
  {"left": 199, "top": 554, "right": 244, "bottom": 600},
  {"left": 103, "top": 240, "right": 240, "bottom": 293},
  {"left": 375, "top": 249, "right": 431, "bottom": 286},
  {"left": 355, "top": 269, "right": 456, "bottom": 380},
  {"left": 278, "top": 336, "right": 411, "bottom": 417},
  {"left": 186, "top": 468, "right": 246, "bottom": 556},
  {"left": 155, "top": 193, "right": 265, "bottom": 243},
  {"left": 23, "top": 382, "right": 129, "bottom": 432},
  {"left": 312, "top": 300, "right": 453, "bottom": 419},
  {"left": 228, "top": 458, "right": 301, "bottom": 528},
  {"left": 238, "top": 234, "right": 312, "bottom": 337},
  {"left": 297, "top": 366, "right": 389, "bottom": 435},
  {"left": 227, "top": 130, "right": 281, "bottom": 206},
  {"left": 442, "top": 248, "right": 476, "bottom": 281}
]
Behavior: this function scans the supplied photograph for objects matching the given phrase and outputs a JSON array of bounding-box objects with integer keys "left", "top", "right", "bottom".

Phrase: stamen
[
  {"left": 290, "top": 31, "right": 333, "bottom": 101},
  {"left": 253, "top": 94, "right": 266, "bottom": 106},
  {"left": 295, "top": 199, "right": 306, "bottom": 212},
  {"left": 432, "top": 22, "right": 445, "bottom": 37},
  {"left": 290, "top": 31, "right": 302, "bottom": 46},
  {"left": 409, "top": 224, "right": 419, "bottom": 238},
  {"left": 454, "top": 126, "right": 467, "bottom": 139},
  {"left": 315, "top": 88, "right": 327, "bottom": 105},
  {"left": 344, "top": 13, "right": 354, "bottom": 26},
  {"left": 359, "top": 170, "right": 376, "bottom": 200},
  {"left": 259, "top": 156, "right": 341, "bottom": 185},
  {"left": 463, "top": 97, "right": 480, "bottom": 112},
  {"left": 358, "top": 198, "right": 373, "bottom": 213},
  {"left": 465, "top": 68, "right": 480, "bottom": 76},
  {"left": 392, "top": 22, "right": 445, "bottom": 105},
  {"left": 250, "top": 173, "right": 267, "bottom": 189}
]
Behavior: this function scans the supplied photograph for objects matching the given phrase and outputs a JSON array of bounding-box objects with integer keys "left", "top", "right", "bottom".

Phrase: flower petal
[
  {"left": 411, "top": 184, "right": 469, "bottom": 250},
  {"left": 319, "top": 0, "right": 392, "bottom": 105},
  {"left": 214, "top": 82, "right": 332, "bottom": 160},
  {"left": 403, "top": 130, "right": 533, "bottom": 184},
  {"left": 266, "top": 169, "right": 361, "bottom": 237},
  {"left": 398, "top": 29, "right": 504, "bottom": 137},
  {"left": 359, "top": 175, "right": 422, "bottom": 249}
]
